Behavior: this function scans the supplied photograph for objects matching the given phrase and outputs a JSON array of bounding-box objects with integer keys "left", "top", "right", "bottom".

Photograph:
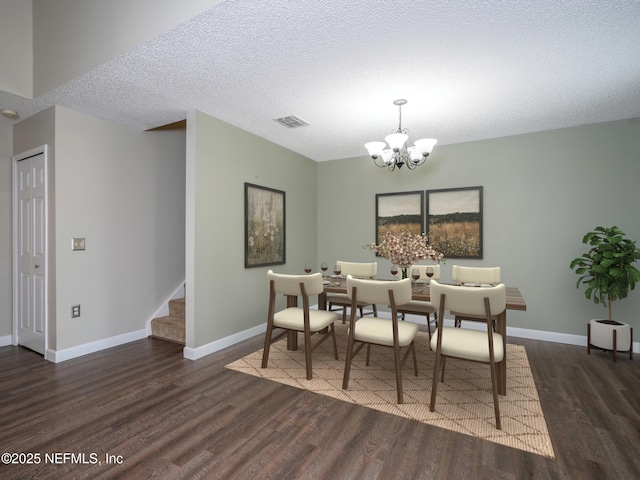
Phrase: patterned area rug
[{"left": 226, "top": 323, "right": 554, "bottom": 458}]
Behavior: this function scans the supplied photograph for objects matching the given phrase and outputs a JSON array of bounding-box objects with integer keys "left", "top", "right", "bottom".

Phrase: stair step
[
  {"left": 151, "top": 315, "right": 185, "bottom": 345},
  {"left": 169, "top": 297, "right": 185, "bottom": 318}
]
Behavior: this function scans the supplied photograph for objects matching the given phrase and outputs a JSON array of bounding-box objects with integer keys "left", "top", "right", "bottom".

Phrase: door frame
[{"left": 12, "top": 145, "right": 49, "bottom": 355}]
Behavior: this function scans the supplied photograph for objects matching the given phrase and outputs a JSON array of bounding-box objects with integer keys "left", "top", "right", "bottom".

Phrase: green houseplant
[{"left": 569, "top": 226, "right": 640, "bottom": 321}]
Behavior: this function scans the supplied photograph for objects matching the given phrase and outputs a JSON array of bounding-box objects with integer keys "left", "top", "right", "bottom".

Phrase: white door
[{"left": 14, "top": 147, "right": 48, "bottom": 355}]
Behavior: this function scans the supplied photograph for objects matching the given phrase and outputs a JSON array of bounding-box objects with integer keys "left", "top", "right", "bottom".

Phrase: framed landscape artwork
[
  {"left": 375, "top": 191, "right": 424, "bottom": 250},
  {"left": 244, "top": 183, "right": 286, "bottom": 268},
  {"left": 426, "top": 186, "right": 483, "bottom": 259}
]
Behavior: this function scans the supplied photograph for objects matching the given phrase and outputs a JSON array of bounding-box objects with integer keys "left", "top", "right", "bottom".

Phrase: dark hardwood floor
[{"left": 1, "top": 332, "right": 638, "bottom": 479}]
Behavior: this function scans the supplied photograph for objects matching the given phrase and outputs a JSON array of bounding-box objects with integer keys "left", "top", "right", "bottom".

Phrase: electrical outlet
[
  {"left": 72, "top": 238, "right": 85, "bottom": 251},
  {"left": 71, "top": 304, "right": 81, "bottom": 318}
]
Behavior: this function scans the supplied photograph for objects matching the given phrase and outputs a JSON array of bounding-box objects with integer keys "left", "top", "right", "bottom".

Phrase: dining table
[{"left": 286, "top": 276, "right": 527, "bottom": 396}]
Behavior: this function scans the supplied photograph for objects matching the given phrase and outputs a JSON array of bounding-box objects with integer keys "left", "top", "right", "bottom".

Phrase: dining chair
[
  {"left": 327, "top": 261, "right": 378, "bottom": 323},
  {"left": 451, "top": 265, "right": 501, "bottom": 328},
  {"left": 342, "top": 276, "right": 418, "bottom": 404},
  {"left": 262, "top": 270, "right": 339, "bottom": 380},
  {"left": 429, "top": 280, "right": 506, "bottom": 429},
  {"left": 395, "top": 264, "right": 441, "bottom": 340}
]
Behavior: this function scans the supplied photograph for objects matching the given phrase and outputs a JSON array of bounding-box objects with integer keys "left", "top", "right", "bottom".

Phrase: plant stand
[{"left": 587, "top": 319, "right": 633, "bottom": 362}]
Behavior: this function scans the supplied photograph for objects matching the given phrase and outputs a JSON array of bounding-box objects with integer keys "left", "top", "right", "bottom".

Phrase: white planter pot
[{"left": 587, "top": 319, "right": 633, "bottom": 362}]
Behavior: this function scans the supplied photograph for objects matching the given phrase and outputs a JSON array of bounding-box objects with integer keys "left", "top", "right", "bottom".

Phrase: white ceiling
[{"left": 2, "top": 0, "right": 640, "bottom": 162}]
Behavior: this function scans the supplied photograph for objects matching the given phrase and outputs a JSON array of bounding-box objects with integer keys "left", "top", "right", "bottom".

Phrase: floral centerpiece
[{"left": 365, "top": 230, "right": 444, "bottom": 278}]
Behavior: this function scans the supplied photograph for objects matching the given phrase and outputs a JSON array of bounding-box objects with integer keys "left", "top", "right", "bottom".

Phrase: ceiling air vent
[{"left": 274, "top": 115, "right": 309, "bottom": 128}]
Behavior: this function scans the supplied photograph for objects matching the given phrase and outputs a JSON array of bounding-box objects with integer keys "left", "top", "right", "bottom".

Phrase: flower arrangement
[{"left": 365, "top": 230, "right": 444, "bottom": 272}]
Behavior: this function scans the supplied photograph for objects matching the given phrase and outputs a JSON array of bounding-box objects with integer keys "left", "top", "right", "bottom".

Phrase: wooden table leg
[
  {"left": 286, "top": 295, "right": 298, "bottom": 350},
  {"left": 497, "top": 311, "right": 507, "bottom": 395},
  {"left": 318, "top": 291, "right": 327, "bottom": 311}
]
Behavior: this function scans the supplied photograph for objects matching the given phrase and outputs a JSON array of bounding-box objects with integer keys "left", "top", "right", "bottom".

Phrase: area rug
[{"left": 226, "top": 323, "right": 554, "bottom": 458}]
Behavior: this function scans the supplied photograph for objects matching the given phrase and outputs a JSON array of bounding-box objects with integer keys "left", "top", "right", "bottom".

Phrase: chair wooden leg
[
  {"left": 373, "top": 304, "right": 378, "bottom": 317},
  {"left": 440, "top": 357, "right": 447, "bottom": 382},
  {"left": 342, "top": 334, "right": 355, "bottom": 390},
  {"left": 430, "top": 351, "right": 442, "bottom": 412},
  {"left": 393, "top": 344, "right": 404, "bottom": 404},
  {"left": 411, "top": 342, "right": 418, "bottom": 376},
  {"left": 330, "top": 324, "right": 339, "bottom": 360},
  {"left": 342, "top": 306, "right": 347, "bottom": 324},
  {"left": 261, "top": 323, "right": 274, "bottom": 368},
  {"left": 366, "top": 343, "right": 372, "bottom": 366},
  {"left": 489, "top": 358, "right": 502, "bottom": 430},
  {"left": 304, "top": 329, "right": 313, "bottom": 380}
]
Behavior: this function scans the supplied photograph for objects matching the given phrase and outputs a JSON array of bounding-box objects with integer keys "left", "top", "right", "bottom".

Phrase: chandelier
[{"left": 365, "top": 99, "right": 437, "bottom": 171}]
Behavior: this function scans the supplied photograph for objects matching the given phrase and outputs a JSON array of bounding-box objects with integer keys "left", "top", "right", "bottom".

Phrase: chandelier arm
[
  {"left": 373, "top": 156, "right": 390, "bottom": 168},
  {"left": 405, "top": 157, "right": 417, "bottom": 170},
  {"left": 408, "top": 154, "right": 427, "bottom": 169}
]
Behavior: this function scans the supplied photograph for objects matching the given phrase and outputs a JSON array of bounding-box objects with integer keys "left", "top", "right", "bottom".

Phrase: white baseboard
[
  {"left": 0, "top": 335, "right": 12, "bottom": 347},
  {"left": 20, "top": 305, "right": 636, "bottom": 364},
  {"left": 398, "top": 311, "right": 640, "bottom": 354},
  {"left": 46, "top": 329, "right": 148, "bottom": 363},
  {"left": 183, "top": 323, "right": 266, "bottom": 360}
]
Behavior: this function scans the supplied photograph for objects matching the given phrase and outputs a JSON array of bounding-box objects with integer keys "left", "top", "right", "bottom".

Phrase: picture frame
[
  {"left": 244, "top": 183, "right": 286, "bottom": 268},
  {"left": 375, "top": 191, "right": 424, "bottom": 251},
  {"left": 426, "top": 186, "right": 483, "bottom": 259}
]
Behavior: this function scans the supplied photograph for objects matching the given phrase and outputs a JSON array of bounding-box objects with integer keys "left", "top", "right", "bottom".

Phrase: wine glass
[
  {"left": 333, "top": 264, "right": 342, "bottom": 278},
  {"left": 321, "top": 261, "right": 328, "bottom": 277},
  {"left": 390, "top": 264, "right": 399, "bottom": 279},
  {"left": 425, "top": 266, "right": 434, "bottom": 284},
  {"left": 411, "top": 268, "right": 421, "bottom": 283},
  {"left": 304, "top": 263, "right": 312, "bottom": 274}
]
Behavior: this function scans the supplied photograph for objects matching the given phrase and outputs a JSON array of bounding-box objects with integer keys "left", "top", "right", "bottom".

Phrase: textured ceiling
[{"left": 2, "top": 0, "right": 640, "bottom": 161}]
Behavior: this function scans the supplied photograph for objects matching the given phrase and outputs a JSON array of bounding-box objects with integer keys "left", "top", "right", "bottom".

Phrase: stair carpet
[{"left": 150, "top": 297, "right": 185, "bottom": 345}]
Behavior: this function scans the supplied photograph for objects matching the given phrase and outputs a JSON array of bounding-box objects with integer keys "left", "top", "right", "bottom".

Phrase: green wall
[
  {"left": 318, "top": 119, "right": 640, "bottom": 338},
  {"left": 187, "top": 111, "right": 318, "bottom": 349}
]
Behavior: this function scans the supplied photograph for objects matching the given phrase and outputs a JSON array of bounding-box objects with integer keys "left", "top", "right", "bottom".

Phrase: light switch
[{"left": 72, "top": 238, "right": 85, "bottom": 251}]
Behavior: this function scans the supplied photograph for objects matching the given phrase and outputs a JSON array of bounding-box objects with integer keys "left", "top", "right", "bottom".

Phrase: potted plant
[{"left": 570, "top": 226, "right": 640, "bottom": 322}]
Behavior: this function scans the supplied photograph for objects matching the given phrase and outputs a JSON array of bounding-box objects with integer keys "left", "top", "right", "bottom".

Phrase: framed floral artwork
[
  {"left": 244, "top": 183, "right": 286, "bottom": 268},
  {"left": 426, "top": 186, "right": 483, "bottom": 259},
  {"left": 375, "top": 191, "right": 424, "bottom": 253}
]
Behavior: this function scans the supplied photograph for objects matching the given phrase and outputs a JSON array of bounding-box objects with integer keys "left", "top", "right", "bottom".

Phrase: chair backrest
[
  {"left": 346, "top": 275, "right": 412, "bottom": 307},
  {"left": 394, "top": 264, "right": 440, "bottom": 280},
  {"left": 267, "top": 270, "right": 324, "bottom": 296},
  {"left": 452, "top": 265, "right": 500, "bottom": 285},
  {"left": 337, "top": 261, "right": 377, "bottom": 278},
  {"left": 430, "top": 280, "right": 506, "bottom": 317}
]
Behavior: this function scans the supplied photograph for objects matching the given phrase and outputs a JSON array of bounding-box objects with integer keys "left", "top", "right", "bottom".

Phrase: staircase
[{"left": 151, "top": 297, "right": 185, "bottom": 345}]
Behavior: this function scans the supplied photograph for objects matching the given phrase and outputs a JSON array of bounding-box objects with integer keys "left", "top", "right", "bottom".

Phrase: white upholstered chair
[
  {"left": 395, "top": 264, "right": 441, "bottom": 339},
  {"left": 452, "top": 265, "right": 500, "bottom": 285},
  {"left": 342, "top": 276, "right": 418, "bottom": 404},
  {"left": 262, "top": 270, "right": 339, "bottom": 380},
  {"left": 429, "top": 280, "right": 506, "bottom": 429},
  {"left": 451, "top": 266, "right": 501, "bottom": 328},
  {"left": 327, "top": 261, "right": 378, "bottom": 322}
]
